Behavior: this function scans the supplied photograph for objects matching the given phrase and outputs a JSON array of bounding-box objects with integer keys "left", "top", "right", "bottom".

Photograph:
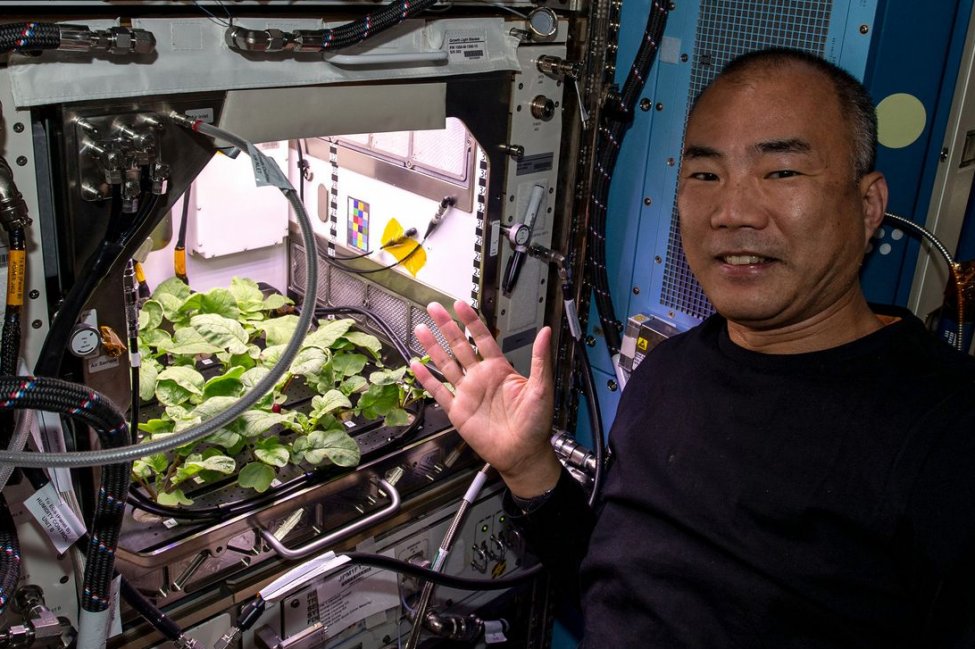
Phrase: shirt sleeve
[{"left": 502, "top": 466, "right": 595, "bottom": 597}]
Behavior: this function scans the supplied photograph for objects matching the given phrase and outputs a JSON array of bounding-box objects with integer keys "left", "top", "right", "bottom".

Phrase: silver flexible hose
[
  {"left": 0, "top": 119, "right": 318, "bottom": 468},
  {"left": 0, "top": 409, "right": 32, "bottom": 489},
  {"left": 404, "top": 463, "right": 492, "bottom": 649},
  {"left": 882, "top": 212, "right": 963, "bottom": 351}
]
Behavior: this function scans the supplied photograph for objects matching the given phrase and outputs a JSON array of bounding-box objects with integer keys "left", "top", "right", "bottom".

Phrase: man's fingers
[
  {"left": 454, "top": 300, "right": 503, "bottom": 360},
  {"left": 426, "top": 302, "right": 480, "bottom": 368},
  {"left": 530, "top": 326, "right": 553, "bottom": 388},
  {"left": 414, "top": 323, "right": 464, "bottom": 385},
  {"left": 410, "top": 360, "right": 454, "bottom": 411}
]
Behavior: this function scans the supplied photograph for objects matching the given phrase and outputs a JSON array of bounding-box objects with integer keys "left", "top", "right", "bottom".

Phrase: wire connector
[
  {"left": 0, "top": 158, "right": 31, "bottom": 232},
  {"left": 551, "top": 431, "right": 597, "bottom": 475},
  {"left": 58, "top": 25, "right": 156, "bottom": 55},
  {"left": 424, "top": 196, "right": 457, "bottom": 239}
]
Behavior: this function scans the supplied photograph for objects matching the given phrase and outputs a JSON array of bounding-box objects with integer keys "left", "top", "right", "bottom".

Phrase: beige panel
[{"left": 220, "top": 84, "right": 447, "bottom": 144}]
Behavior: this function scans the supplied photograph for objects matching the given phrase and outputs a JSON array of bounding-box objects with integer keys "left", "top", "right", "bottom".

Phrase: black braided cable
[
  {"left": 35, "top": 191, "right": 159, "bottom": 377},
  {"left": 619, "top": 3, "right": 669, "bottom": 109},
  {"left": 0, "top": 227, "right": 26, "bottom": 457},
  {"left": 0, "top": 495, "right": 21, "bottom": 614},
  {"left": 0, "top": 227, "right": 24, "bottom": 377},
  {"left": 586, "top": 1, "right": 669, "bottom": 355},
  {"left": 0, "top": 23, "right": 61, "bottom": 54},
  {"left": 320, "top": 0, "right": 438, "bottom": 50},
  {"left": 120, "top": 576, "right": 185, "bottom": 642},
  {"left": 0, "top": 376, "right": 130, "bottom": 612}
]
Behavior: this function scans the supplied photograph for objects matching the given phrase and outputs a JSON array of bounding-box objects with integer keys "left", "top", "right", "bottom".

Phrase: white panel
[
  {"left": 7, "top": 17, "right": 520, "bottom": 108},
  {"left": 495, "top": 41, "right": 567, "bottom": 372},
  {"left": 331, "top": 160, "right": 480, "bottom": 303},
  {"left": 191, "top": 142, "right": 290, "bottom": 259}
]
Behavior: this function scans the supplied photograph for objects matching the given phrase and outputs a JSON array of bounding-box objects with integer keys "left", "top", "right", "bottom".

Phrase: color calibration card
[{"left": 348, "top": 197, "right": 370, "bottom": 251}]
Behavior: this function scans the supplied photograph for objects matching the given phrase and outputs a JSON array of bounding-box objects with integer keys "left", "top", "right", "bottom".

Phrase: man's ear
[{"left": 859, "top": 171, "right": 888, "bottom": 240}]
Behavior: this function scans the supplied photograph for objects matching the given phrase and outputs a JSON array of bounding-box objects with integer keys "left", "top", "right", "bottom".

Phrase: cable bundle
[
  {"left": 0, "top": 377, "right": 130, "bottom": 612},
  {"left": 586, "top": 1, "right": 669, "bottom": 355}
]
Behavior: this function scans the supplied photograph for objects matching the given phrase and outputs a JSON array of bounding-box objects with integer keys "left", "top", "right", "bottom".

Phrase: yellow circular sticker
[{"left": 876, "top": 93, "right": 927, "bottom": 149}]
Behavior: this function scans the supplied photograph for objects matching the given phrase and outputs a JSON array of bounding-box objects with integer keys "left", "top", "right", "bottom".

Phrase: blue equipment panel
[{"left": 861, "top": 0, "right": 975, "bottom": 306}]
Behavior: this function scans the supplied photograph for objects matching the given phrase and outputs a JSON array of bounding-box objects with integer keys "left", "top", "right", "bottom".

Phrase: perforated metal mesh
[
  {"left": 290, "top": 241, "right": 451, "bottom": 359},
  {"left": 366, "top": 285, "right": 410, "bottom": 344},
  {"left": 329, "top": 269, "right": 368, "bottom": 308},
  {"left": 660, "top": 0, "right": 833, "bottom": 320},
  {"left": 410, "top": 305, "right": 452, "bottom": 361}
]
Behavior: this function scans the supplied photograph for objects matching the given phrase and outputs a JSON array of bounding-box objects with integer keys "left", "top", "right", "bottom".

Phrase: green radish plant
[{"left": 132, "top": 276, "right": 426, "bottom": 506}]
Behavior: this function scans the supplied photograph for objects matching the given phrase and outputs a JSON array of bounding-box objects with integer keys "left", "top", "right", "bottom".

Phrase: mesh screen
[
  {"left": 366, "top": 285, "right": 410, "bottom": 344},
  {"left": 660, "top": 0, "right": 833, "bottom": 320},
  {"left": 290, "top": 241, "right": 453, "bottom": 359},
  {"left": 410, "top": 304, "right": 452, "bottom": 361},
  {"left": 329, "top": 268, "right": 368, "bottom": 308}
]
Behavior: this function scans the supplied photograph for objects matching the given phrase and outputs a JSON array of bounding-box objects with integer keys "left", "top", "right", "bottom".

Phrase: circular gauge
[
  {"left": 509, "top": 223, "right": 532, "bottom": 247},
  {"left": 69, "top": 324, "right": 101, "bottom": 357},
  {"left": 527, "top": 8, "right": 559, "bottom": 42}
]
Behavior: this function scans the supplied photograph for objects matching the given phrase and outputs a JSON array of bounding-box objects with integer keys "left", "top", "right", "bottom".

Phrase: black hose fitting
[
  {"left": 0, "top": 158, "right": 31, "bottom": 233},
  {"left": 601, "top": 89, "right": 632, "bottom": 125},
  {"left": 0, "top": 496, "right": 22, "bottom": 614},
  {"left": 0, "top": 23, "right": 154, "bottom": 56}
]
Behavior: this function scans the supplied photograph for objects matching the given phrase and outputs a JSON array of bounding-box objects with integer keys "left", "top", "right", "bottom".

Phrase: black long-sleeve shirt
[{"left": 509, "top": 312, "right": 975, "bottom": 648}]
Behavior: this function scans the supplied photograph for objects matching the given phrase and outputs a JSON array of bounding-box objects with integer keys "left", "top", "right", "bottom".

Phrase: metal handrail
[{"left": 258, "top": 479, "right": 401, "bottom": 560}]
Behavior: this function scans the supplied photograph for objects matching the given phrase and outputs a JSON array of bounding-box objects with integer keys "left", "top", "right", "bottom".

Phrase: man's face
[{"left": 677, "top": 65, "right": 883, "bottom": 332}]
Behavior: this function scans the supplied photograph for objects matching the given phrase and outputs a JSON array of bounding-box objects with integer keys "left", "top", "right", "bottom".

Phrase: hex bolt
[
  {"left": 640, "top": 98, "right": 651, "bottom": 112},
  {"left": 607, "top": 379, "right": 619, "bottom": 392}
]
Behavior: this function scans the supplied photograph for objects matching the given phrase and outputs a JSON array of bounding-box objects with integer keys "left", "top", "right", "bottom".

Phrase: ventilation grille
[
  {"left": 290, "top": 242, "right": 450, "bottom": 359},
  {"left": 660, "top": 0, "right": 833, "bottom": 320}
]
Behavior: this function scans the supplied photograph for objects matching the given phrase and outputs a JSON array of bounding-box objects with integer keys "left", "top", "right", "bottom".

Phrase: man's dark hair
[{"left": 701, "top": 47, "right": 878, "bottom": 180}]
